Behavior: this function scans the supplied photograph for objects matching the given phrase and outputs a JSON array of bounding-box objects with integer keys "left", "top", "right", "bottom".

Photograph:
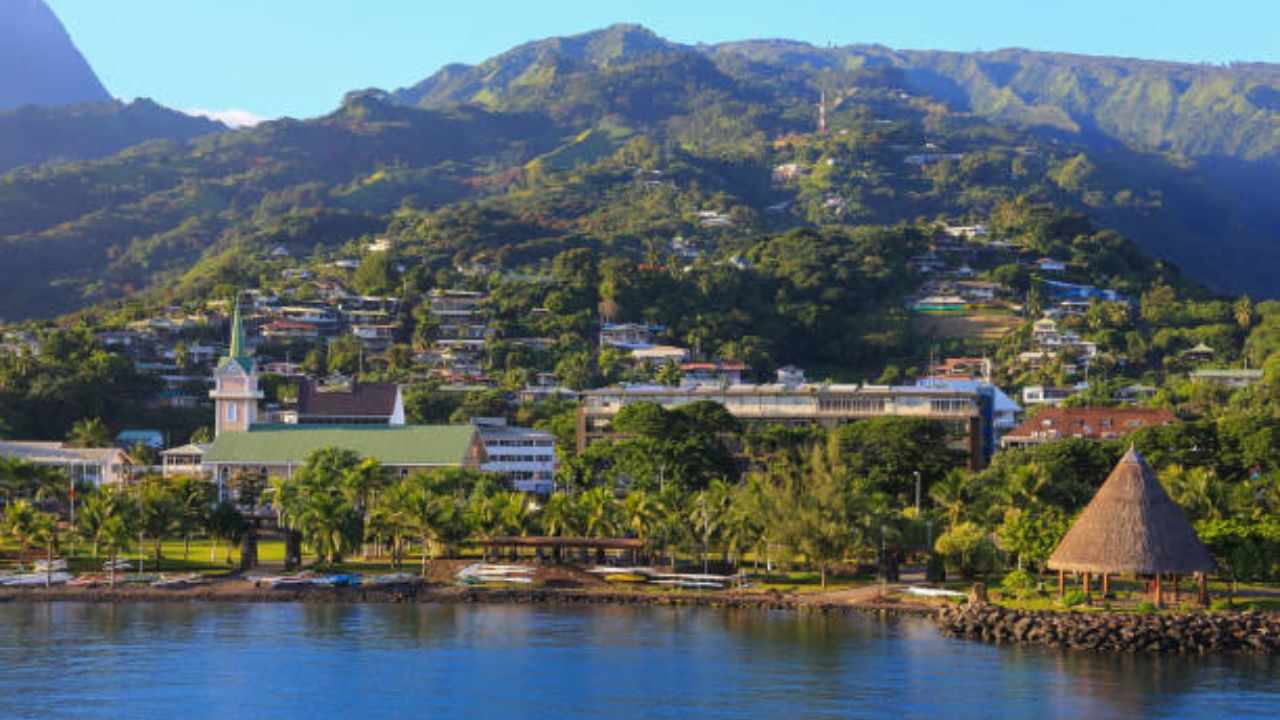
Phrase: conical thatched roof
[{"left": 1047, "top": 447, "right": 1216, "bottom": 575}]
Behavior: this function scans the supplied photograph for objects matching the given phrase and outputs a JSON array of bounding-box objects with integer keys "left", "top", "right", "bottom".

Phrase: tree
[
  {"left": 172, "top": 476, "right": 212, "bottom": 561},
  {"left": 30, "top": 511, "right": 61, "bottom": 587},
  {"left": 97, "top": 515, "right": 134, "bottom": 589},
  {"left": 353, "top": 252, "right": 395, "bottom": 295},
  {"left": 67, "top": 418, "right": 111, "bottom": 448},
  {"left": 757, "top": 444, "right": 856, "bottom": 588},
  {"left": 934, "top": 521, "right": 995, "bottom": 578},
  {"left": 137, "top": 478, "right": 177, "bottom": 569},
  {"left": 2, "top": 499, "right": 40, "bottom": 569},
  {"left": 207, "top": 501, "right": 246, "bottom": 564}
]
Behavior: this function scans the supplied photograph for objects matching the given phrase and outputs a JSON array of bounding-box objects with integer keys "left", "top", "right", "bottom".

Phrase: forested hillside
[{"left": 4, "top": 24, "right": 1280, "bottom": 320}]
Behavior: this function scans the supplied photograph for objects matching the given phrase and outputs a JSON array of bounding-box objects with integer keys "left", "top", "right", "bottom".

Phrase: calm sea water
[{"left": 0, "top": 603, "right": 1275, "bottom": 719}]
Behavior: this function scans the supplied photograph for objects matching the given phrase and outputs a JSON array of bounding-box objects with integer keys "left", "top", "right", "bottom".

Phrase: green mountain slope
[
  {"left": 5, "top": 25, "right": 1280, "bottom": 321},
  {"left": 0, "top": 99, "right": 226, "bottom": 173}
]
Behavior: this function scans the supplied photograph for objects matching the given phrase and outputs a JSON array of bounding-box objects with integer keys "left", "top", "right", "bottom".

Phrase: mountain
[
  {"left": 0, "top": 0, "right": 111, "bottom": 110},
  {"left": 391, "top": 26, "right": 1280, "bottom": 295},
  {"left": 0, "top": 99, "right": 225, "bottom": 172},
  {"left": 4, "top": 25, "right": 1280, "bottom": 320}
]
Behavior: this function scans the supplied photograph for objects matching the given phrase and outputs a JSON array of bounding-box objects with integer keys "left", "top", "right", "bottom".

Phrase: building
[
  {"left": 599, "top": 322, "right": 662, "bottom": 349},
  {"left": 284, "top": 377, "right": 405, "bottom": 426},
  {"left": 931, "top": 357, "right": 992, "bottom": 381},
  {"left": 116, "top": 430, "right": 165, "bottom": 451},
  {"left": 1001, "top": 407, "right": 1176, "bottom": 449},
  {"left": 471, "top": 418, "right": 557, "bottom": 495},
  {"left": 0, "top": 442, "right": 134, "bottom": 487},
  {"left": 1021, "top": 385, "right": 1078, "bottom": 407},
  {"left": 161, "top": 444, "right": 209, "bottom": 477},
  {"left": 579, "top": 370, "right": 994, "bottom": 469},
  {"left": 1046, "top": 447, "right": 1215, "bottom": 607},
  {"left": 203, "top": 304, "right": 485, "bottom": 496},
  {"left": 680, "top": 361, "right": 747, "bottom": 387},
  {"left": 629, "top": 345, "right": 689, "bottom": 366},
  {"left": 1190, "top": 368, "right": 1263, "bottom": 388},
  {"left": 918, "top": 378, "right": 1020, "bottom": 437}
]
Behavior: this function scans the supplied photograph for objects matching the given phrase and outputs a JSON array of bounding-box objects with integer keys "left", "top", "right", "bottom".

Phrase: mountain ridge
[{"left": 0, "top": 0, "right": 112, "bottom": 110}]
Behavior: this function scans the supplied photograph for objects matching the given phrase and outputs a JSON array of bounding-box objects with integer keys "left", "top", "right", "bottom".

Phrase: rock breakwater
[{"left": 937, "top": 602, "right": 1280, "bottom": 655}]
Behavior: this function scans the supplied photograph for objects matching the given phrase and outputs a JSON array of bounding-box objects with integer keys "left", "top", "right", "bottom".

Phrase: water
[{"left": 0, "top": 603, "right": 1275, "bottom": 719}]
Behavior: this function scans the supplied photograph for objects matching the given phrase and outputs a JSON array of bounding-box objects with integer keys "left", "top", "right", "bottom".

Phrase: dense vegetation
[{"left": 5, "top": 25, "right": 1280, "bottom": 319}]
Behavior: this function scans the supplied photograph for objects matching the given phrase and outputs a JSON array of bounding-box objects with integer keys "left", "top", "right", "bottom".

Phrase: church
[{"left": 203, "top": 305, "right": 486, "bottom": 495}]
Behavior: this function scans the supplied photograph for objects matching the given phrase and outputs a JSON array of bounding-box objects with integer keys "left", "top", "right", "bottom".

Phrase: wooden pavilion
[{"left": 1046, "top": 447, "right": 1217, "bottom": 607}]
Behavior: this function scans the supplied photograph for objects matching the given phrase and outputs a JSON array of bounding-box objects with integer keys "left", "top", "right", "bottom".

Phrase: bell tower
[{"left": 209, "top": 299, "right": 263, "bottom": 435}]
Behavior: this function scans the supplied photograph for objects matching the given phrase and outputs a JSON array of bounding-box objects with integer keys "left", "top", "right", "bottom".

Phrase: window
[{"left": 227, "top": 403, "right": 237, "bottom": 422}]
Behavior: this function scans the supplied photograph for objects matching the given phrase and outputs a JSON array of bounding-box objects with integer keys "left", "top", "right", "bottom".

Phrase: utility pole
[{"left": 914, "top": 471, "right": 922, "bottom": 513}]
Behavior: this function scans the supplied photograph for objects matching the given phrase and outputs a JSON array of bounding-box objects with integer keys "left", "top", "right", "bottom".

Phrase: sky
[{"left": 46, "top": 0, "right": 1280, "bottom": 125}]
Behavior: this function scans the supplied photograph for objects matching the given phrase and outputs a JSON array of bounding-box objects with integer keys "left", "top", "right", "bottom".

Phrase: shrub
[
  {"left": 1000, "top": 569, "right": 1037, "bottom": 600},
  {"left": 1136, "top": 601, "right": 1158, "bottom": 614},
  {"left": 1210, "top": 598, "right": 1233, "bottom": 612},
  {"left": 1061, "top": 590, "right": 1086, "bottom": 608}
]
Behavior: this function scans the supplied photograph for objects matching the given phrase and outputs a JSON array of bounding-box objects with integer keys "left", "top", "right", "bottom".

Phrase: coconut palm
[
  {"left": 137, "top": 478, "right": 177, "bottom": 569},
  {"left": 207, "top": 501, "right": 246, "bottom": 564},
  {"left": 296, "top": 491, "right": 359, "bottom": 566},
  {"left": 66, "top": 418, "right": 111, "bottom": 448},
  {"left": 31, "top": 512, "right": 60, "bottom": 587},
  {"left": 929, "top": 469, "right": 973, "bottom": 528},
  {"left": 340, "top": 458, "right": 387, "bottom": 559},
  {"left": 172, "top": 476, "right": 212, "bottom": 561},
  {"left": 97, "top": 516, "right": 134, "bottom": 589},
  {"left": 621, "top": 490, "right": 659, "bottom": 560},
  {"left": 405, "top": 478, "right": 468, "bottom": 577},
  {"left": 2, "top": 499, "right": 40, "bottom": 569}
]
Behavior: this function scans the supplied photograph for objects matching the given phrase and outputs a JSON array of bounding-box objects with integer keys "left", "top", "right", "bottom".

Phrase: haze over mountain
[
  {"left": 0, "top": 0, "right": 112, "bottom": 110},
  {"left": 3, "top": 24, "right": 1280, "bottom": 319}
]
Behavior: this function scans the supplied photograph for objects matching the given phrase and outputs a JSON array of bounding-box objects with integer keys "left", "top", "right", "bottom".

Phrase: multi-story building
[
  {"left": 471, "top": 418, "right": 557, "bottom": 496},
  {"left": 578, "top": 369, "right": 994, "bottom": 469}
]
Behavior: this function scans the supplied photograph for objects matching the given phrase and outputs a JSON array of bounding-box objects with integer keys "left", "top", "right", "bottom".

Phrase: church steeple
[
  {"left": 210, "top": 294, "right": 262, "bottom": 435},
  {"left": 229, "top": 301, "right": 247, "bottom": 361}
]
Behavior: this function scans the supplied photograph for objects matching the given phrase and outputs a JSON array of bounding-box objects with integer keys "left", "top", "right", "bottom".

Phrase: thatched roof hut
[{"left": 1047, "top": 447, "right": 1216, "bottom": 576}]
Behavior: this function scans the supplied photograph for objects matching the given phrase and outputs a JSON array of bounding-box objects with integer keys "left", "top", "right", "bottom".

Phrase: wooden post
[
  {"left": 1197, "top": 572, "right": 1208, "bottom": 607},
  {"left": 1153, "top": 574, "right": 1163, "bottom": 609},
  {"left": 1102, "top": 573, "right": 1110, "bottom": 597},
  {"left": 1083, "top": 572, "right": 1091, "bottom": 603},
  {"left": 1057, "top": 569, "right": 1065, "bottom": 598},
  {"left": 1173, "top": 574, "right": 1180, "bottom": 604}
]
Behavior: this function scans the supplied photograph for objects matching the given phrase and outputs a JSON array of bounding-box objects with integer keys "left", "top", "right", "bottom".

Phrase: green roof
[{"left": 204, "top": 424, "right": 477, "bottom": 466}]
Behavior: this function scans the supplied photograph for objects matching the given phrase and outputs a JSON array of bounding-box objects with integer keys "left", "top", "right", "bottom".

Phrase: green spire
[{"left": 228, "top": 300, "right": 247, "bottom": 360}]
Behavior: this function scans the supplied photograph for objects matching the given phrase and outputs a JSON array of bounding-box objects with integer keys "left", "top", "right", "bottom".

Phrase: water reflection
[{"left": 0, "top": 603, "right": 1274, "bottom": 720}]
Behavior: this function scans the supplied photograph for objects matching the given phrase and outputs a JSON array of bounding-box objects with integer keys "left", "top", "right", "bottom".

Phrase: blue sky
[{"left": 47, "top": 0, "right": 1280, "bottom": 124}]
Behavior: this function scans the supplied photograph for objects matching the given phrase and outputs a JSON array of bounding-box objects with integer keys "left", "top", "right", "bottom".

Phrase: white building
[{"left": 471, "top": 418, "right": 557, "bottom": 496}]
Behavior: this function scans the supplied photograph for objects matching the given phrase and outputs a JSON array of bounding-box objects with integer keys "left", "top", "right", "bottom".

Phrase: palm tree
[
  {"left": 66, "top": 418, "right": 111, "bottom": 448},
  {"left": 621, "top": 490, "right": 658, "bottom": 561},
  {"left": 340, "top": 458, "right": 387, "bottom": 559},
  {"left": 269, "top": 476, "right": 305, "bottom": 569},
  {"left": 296, "top": 491, "right": 358, "bottom": 566},
  {"left": 31, "top": 512, "right": 60, "bottom": 587},
  {"left": 404, "top": 477, "right": 468, "bottom": 577},
  {"left": 172, "top": 476, "right": 212, "bottom": 561},
  {"left": 97, "top": 516, "right": 134, "bottom": 588},
  {"left": 577, "top": 486, "right": 618, "bottom": 564},
  {"left": 137, "top": 478, "right": 177, "bottom": 569},
  {"left": 929, "top": 469, "right": 973, "bottom": 528},
  {"left": 537, "top": 493, "right": 579, "bottom": 563},
  {"left": 3, "top": 499, "right": 39, "bottom": 569},
  {"left": 207, "top": 501, "right": 246, "bottom": 564}
]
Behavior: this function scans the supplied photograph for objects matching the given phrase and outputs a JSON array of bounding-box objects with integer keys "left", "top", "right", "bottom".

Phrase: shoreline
[
  {"left": 0, "top": 581, "right": 935, "bottom": 618},
  {"left": 7, "top": 582, "right": 1279, "bottom": 656}
]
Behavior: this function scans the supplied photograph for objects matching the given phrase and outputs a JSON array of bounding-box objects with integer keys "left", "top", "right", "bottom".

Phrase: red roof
[{"left": 1004, "top": 407, "right": 1176, "bottom": 443}]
